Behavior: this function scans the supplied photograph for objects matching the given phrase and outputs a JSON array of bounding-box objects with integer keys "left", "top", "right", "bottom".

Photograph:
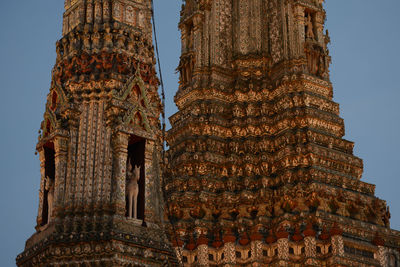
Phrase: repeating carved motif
[
  {"left": 166, "top": 0, "right": 400, "bottom": 266},
  {"left": 18, "top": 0, "right": 400, "bottom": 266},
  {"left": 18, "top": 1, "right": 177, "bottom": 266},
  {"left": 269, "top": 0, "right": 283, "bottom": 64}
]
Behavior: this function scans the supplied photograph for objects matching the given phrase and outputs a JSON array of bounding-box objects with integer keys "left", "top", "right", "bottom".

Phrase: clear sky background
[{"left": 0, "top": 1, "right": 399, "bottom": 266}]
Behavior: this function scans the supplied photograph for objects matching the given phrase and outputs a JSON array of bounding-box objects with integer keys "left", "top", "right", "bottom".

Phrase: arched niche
[{"left": 126, "top": 135, "right": 146, "bottom": 221}]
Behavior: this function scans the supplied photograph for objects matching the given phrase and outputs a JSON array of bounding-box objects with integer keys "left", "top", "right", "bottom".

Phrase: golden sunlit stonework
[
  {"left": 17, "top": 0, "right": 400, "bottom": 266},
  {"left": 165, "top": 0, "right": 400, "bottom": 266},
  {"left": 16, "top": 0, "right": 178, "bottom": 266}
]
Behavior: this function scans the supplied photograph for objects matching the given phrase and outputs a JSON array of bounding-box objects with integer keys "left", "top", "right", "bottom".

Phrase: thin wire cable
[{"left": 150, "top": 1, "right": 184, "bottom": 265}]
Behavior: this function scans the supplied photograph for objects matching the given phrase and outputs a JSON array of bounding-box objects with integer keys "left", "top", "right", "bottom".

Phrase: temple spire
[
  {"left": 17, "top": 0, "right": 178, "bottom": 266},
  {"left": 166, "top": 0, "right": 400, "bottom": 266}
]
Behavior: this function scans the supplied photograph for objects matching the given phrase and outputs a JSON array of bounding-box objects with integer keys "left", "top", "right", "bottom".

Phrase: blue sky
[{"left": 0, "top": 1, "right": 399, "bottom": 266}]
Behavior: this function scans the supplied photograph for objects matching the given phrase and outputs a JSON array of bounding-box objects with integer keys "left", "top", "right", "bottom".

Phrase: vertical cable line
[{"left": 150, "top": 1, "right": 183, "bottom": 265}]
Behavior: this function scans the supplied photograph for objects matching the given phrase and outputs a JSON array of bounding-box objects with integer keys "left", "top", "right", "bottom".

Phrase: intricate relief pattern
[
  {"left": 269, "top": 0, "right": 283, "bottom": 63},
  {"left": 17, "top": 0, "right": 177, "bottom": 266},
  {"left": 277, "top": 238, "right": 289, "bottom": 260},
  {"left": 304, "top": 236, "right": 317, "bottom": 258}
]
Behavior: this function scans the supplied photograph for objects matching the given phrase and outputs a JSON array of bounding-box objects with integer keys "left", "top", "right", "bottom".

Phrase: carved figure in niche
[
  {"left": 62, "top": 58, "right": 73, "bottom": 79},
  {"left": 103, "top": 1, "right": 110, "bottom": 20},
  {"left": 126, "top": 164, "right": 141, "bottom": 219},
  {"left": 92, "top": 31, "right": 101, "bottom": 50},
  {"left": 113, "top": 2, "right": 121, "bottom": 20},
  {"left": 306, "top": 191, "right": 320, "bottom": 212},
  {"left": 82, "top": 27, "right": 91, "bottom": 51},
  {"left": 45, "top": 176, "right": 54, "bottom": 224},
  {"left": 138, "top": 11, "right": 145, "bottom": 28},
  {"left": 126, "top": 6, "right": 135, "bottom": 24},
  {"left": 78, "top": 53, "right": 92, "bottom": 74},
  {"left": 305, "top": 14, "right": 314, "bottom": 40},
  {"left": 87, "top": 53, "right": 102, "bottom": 73},
  {"left": 104, "top": 27, "right": 113, "bottom": 48},
  {"left": 69, "top": 32, "right": 80, "bottom": 54},
  {"left": 101, "top": 52, "right": 114, "bottom": 71},
  {"left": 116, "top": 30, "right": 126, "bottom": 49},
  {"left": 116, "top": 53, "right": 130, "bottom": 74},
  {"left": 281, "top": 194, "right": 297, "bottom": 213}
]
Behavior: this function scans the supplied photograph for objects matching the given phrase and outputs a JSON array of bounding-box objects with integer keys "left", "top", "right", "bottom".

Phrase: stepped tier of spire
[
  {"left": 17, "top": 1, "right": 178, "bottom": 266},
  {"left": 165, "top": 0, "right": 400, "bottom": 266}
]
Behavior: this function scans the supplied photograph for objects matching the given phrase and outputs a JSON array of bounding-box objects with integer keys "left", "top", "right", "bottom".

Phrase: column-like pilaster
[
  {"left": 277, "top": 237, "right": 289, "bottom": 266},
  {"left": 53, "top": 135, "right": 69, "bottom": 217},
  {"left": 250, "top": 227, "right": 263, "bottom": 265},
  {"left": 330, "top": 223, "right": 344, "bottom": 261},
  {"left": 36, "top": 148, "right": 46, "bottom": 228},
  {"left": 103, "top": 0, "right": 111, "bottom": 22},
  {"left": 197, "top": 234, "right": 209, "bottom": 267},
  {"left": 250, "top": 240, "right": 262, "bottom": 265},
  {"left": 223, "top": 230, "right": 236, "bottom": 267},
  {"left": 315, "top": 11, "right": 324, "bottom": 45},
  {"left": 112, "top": 131, "right": 129, "bottom": 216},
  {"left": 180, "top": 25, "right": 188, "bottom": 54},
  {"left": 293, "top": 4, "right": 305, "bottom": 57},
  {"left": 94, "top": 0, "right": 103, "bottom": 24},
  {"left": 144, "top": 139, "right": 159, "bottom": 223},
  {"left": 64, "top": 114, "right": 79, "bottom": 212},
  {"left": 78, "top": 2, "right": 86, "bottom": 25},
  {"left": 331, "top": 236, "right": 344, "bottom": 257},
  {"left": 304, "top": 236, "right": 317, "bottom": 266},
  {"left": 377, "top": 246, "right": 388, "bottom": 267},
  {"left": 193, "top": 13, "right": 203, "bottom": 69},
  {"left": 86, "top": 0, "right": 94, "bottom": 24}
]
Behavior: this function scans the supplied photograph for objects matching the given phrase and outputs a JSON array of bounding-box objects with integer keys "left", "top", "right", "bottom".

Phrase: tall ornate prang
[
  {"left": 17, "top": 0, "right": 178, "bottom": 266},
  {"left": 166, "top": 0, "right": 400, "bottom": 266}
]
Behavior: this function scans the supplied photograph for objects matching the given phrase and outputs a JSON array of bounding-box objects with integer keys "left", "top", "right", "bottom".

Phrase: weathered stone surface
[
  {"left": 165, "top": 0, "right": 400, "bottom": 266},
  {"left": 17, "top": 1, "right": 177, "bottom": 266},
  {"left": 18, "top": 0, "right": 400, "bottom": 266}
]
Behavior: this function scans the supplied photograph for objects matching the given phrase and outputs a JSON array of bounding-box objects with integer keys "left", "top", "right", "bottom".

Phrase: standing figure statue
[
  {"left": 126, "top": 164, "right": 141, "bottom": 219},
  {"left": 45, "top": 176, "right": 54, "bottom": 224},
  {"left": 306, "top": 14, "right": 315, "bottom": 40}
]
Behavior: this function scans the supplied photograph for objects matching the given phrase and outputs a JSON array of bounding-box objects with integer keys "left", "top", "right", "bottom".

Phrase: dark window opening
[
  {"left": 126, "top": 136, "right": 146, "bottom": 220},
  {"left": 182, "top": 256, "right": 188, "bottom": 263},
  {"left": 301, "top": 247, "right": 305, "bottom": 254},
  {"left": 248, "top": 250, "right": 251, "bottom": 258},
  {"left": 263, "top": 250, "right": 268, "bottom": 257},
  {"left": 42, "top": 143, "right": 55, "bottom": 226},
  {"left": 236, "top": 251, "right": 241, "bottom": 258},
  {"left": 221, "top": 253, "right": 224, "bottom": 260},
  {"left": 208, "top": 254, "right": 214, "bottom": 261},
  {"left": 289, "top": 247, "right": 294, "bottom": 255},
  {"left": 316, "top": 246, "right": 322, "bottom": 254}
]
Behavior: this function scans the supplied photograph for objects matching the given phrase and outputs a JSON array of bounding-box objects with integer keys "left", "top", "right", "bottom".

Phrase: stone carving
[
  {"left": 18, "top": 1, "right": 400, "bottom": 266},
  {"left": 126, "top": 163, "right": 141, "bottom": 219},
  {"left": 138, "top": 11, "right": 145, "bottom": 28},
  {"left": 305, "top": 13, "right": 315, "bottom": 40},
  {"left": 164, "top": 1, "right": 400, "bottom": 266},
  {"left": 44, "top": 176, "right": 54, "bottom": 224},
  {"left": 18, "top": 1, "right": 178, "bottom": 266}
]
